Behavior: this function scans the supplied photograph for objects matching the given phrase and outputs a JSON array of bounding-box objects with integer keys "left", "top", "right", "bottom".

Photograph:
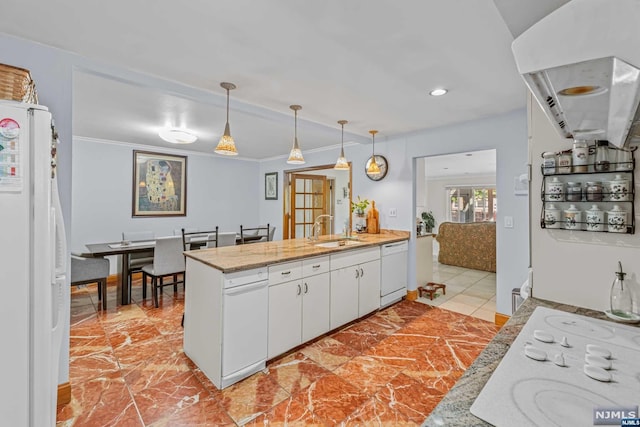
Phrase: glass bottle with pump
[{"left": 609, "top": 261, "right": 637, "bottom": 320}]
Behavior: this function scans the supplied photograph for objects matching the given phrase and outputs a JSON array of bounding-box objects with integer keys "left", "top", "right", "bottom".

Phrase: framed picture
[
  {"left": 133, "top": 150, "right": 187, "bottom": 217},
  {"left": 265, "top": 172, "right": 278, "bottom": 200}
]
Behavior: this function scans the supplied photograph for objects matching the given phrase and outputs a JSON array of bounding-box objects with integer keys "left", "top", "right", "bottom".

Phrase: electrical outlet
[
  {"left": 389, "top": 208, "right": 397, "bottom": 217},
  {"left": 504, "top": 216, "right": 513, "bottom": 228}
]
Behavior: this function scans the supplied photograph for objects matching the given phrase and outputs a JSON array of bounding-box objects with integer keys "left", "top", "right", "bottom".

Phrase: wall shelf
[{"left": 540, "top": 159, "right": 635, "bottom": 234}]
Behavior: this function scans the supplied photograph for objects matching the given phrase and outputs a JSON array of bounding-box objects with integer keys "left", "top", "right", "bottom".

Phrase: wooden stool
[{"left": 418, "top": 282, "right": 446, "bottom": 300}]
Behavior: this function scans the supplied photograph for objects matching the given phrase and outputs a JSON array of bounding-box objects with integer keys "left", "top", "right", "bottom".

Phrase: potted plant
[
  {"left": 351, "top": 196, "right": 370, "bottom": 217},
  {"left": 421, "top": 211, "right": 435, "bottom": 233}
]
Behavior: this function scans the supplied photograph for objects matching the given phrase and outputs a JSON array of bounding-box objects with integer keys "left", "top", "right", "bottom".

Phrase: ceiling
[
  {"left": 424, "top": 149, "right": 497, "bottom": 179},
  {"left": 1, "top": 0, "right": 567, "bottom": 159}
]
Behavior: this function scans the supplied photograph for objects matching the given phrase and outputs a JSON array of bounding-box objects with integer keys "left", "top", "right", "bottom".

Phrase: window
[{"left": 446, "top": 186, "right": 496, "bottom": 223}]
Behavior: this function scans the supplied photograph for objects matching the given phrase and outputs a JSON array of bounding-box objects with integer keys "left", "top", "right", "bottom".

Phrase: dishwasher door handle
[{"left": 224, "top": 281, "right": 268, "bottom": 296}]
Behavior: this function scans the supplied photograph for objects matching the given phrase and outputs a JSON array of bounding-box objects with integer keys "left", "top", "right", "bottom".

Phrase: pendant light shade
[
  {"left": 334, "top": 120, "right": 350, "bottom": 170},
  {"left": 367, "top": 129, "right": 381, "bottom": 174},
  {"left": 215, "top": 82, "right": 238, "bottom": 156},
  {"left": 287, "top": 105, "right": 305, "bottom": 164}
]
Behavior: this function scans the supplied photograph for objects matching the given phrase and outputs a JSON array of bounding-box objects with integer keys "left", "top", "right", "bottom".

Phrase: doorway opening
[{"left": 415, "top": 149, "right": 497, "bottom": 321}]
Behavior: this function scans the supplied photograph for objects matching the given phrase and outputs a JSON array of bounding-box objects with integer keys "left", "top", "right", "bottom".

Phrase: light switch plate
[
  {"left": 389, "top": 208, "right": 397, "bottom": 217},
  {"left": 504, "top": 216, "right": 513, "bottom": 228}
]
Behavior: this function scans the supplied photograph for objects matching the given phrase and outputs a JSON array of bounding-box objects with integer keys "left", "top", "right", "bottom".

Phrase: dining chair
[
  {"left": 239, "top": 223, "right": 270, "bottom": 244},
  {"left": 141, "top": 236, "right": 185, "bottom": 308},
  {"left": 122, "top": 230, "right": 155, "bottom": 287},
  {"left": 217, "top": 231, "right": 238, "bottom": 247},
  {"left": 174, "top": 227, "right": 198, "bottom": 236},
  {"left": 183, "top": 227, "right": 218, "bottom": 250},
  {"left": 70, "top": 255, "right": 110, "bottom": 310}
]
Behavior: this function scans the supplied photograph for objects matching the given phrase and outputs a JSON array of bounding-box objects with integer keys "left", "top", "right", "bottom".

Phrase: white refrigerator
[{"left": 0, "top": 100, "right": 68, "bottom": 426}]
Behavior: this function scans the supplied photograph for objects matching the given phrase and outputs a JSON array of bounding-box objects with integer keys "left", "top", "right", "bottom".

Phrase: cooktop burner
[{"left": 471, "top": 307, "right": 640, "bottom": 426}]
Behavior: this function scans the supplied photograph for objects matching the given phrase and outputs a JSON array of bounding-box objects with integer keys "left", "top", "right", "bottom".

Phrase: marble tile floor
[
  {"left": 59, "top": 276, "right": 500, "bottom": 426},
  {"left": 416, "top": 259, "right": 496, "bottom": 323}
]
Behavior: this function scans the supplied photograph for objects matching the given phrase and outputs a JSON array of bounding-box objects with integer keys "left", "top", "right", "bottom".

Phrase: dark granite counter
[{"left": 422, "top": 297, "right": 639, "bottom": 426}]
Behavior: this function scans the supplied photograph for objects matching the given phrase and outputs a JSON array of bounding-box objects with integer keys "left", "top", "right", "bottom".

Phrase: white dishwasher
[
  {"left": 221, "top": 269, "right": 268, "bottom": 388},
  {"left": 380, "top": 241, "right": 408, "bottom": 307}
]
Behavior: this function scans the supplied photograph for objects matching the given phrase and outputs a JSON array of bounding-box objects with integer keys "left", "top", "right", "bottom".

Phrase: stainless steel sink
[{"left": 314, "top": 239, "right": 362, "bottom": 248}]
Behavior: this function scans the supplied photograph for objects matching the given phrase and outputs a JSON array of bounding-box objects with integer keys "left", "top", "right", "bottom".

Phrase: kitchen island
[
  {"left": 423, "top": 297, "right": 640, "bottom": 426},
  {"left": 182, "top": 230, "right": 410, "bottom": 389}
]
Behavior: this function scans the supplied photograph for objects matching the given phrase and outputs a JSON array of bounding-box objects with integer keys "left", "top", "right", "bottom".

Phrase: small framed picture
[{"left": 265, "top": 172, "right": 278, "bottom": 200}]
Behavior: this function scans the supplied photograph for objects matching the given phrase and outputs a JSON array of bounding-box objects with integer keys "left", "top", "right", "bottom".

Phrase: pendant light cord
[
  {"left": 226, "top": 88, "right": 230, "bottom": 123},
  {"left": 294, "top": 109, "right": 298, "bottom": 140}
]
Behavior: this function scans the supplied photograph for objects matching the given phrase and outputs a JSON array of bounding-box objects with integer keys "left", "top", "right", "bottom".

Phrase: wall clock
[{"left": 365, "top": 155, "right": 388, "bottom": 181}]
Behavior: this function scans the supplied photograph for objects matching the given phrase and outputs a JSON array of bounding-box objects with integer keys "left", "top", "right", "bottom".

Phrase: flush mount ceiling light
[
  {"left": 158, "top": 128, "right": 198, "bottom": 144},
  {"left": 366, "top": 130, "right": 381, "bottom": 175},
  {"left": 334, "top": 120, "right": 349, "bottom": 170},
  {"left": 429, "top": 88, "right": 448, "bottom": 96},
  {"left": 215, "top": 82, "right": 238, "bottom": 156},
  {"left": 287, "top": 105, "right": 305, "bottom": 164}
]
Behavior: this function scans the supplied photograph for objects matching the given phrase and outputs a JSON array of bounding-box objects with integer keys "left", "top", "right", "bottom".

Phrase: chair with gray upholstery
[
  {"left": 141, "top": 236, "right": 185, "bottom": 308},
  {"left": 216, "top": 231, "right": 238, "bottom": 247},
  {"left": 71, "top": 255, "right": 110, "bottom": 310},
  {"left": 122, "top": 231, "right": 155, "bottom": 292}
]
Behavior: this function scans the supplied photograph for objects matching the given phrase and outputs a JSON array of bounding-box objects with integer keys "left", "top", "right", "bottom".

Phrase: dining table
[{"left": 83, "top": 234, "right": 265, "bottom": 305}]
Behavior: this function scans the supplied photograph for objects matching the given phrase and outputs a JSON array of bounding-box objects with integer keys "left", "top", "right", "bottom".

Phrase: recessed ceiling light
[
  {"left": 159, "top": 128, "right": 198, "bottom": 144},
  {"left": 465, "top": 153, "right": 473, "bottom": 156},
  {"left": 429, "top": 88, "right": 448, "bottom": 97}
]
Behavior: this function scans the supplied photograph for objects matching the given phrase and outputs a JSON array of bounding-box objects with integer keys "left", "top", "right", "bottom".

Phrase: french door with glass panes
[{"left": 291, "top": 174, "right": 328, "bottom": 238}]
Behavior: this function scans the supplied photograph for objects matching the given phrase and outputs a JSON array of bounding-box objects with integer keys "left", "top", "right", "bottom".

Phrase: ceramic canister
[
  {"left": 572, "top": 140, "right": 589, "bottom": 172},
  {"left": 564, "top": 204, "right": 581, "bottom": 230},
  {"left": 542, "top": 152, "right": 556, "bottom": 175},
  {"left": 585, "top": 204, "right": 604, "bottom": 232},
  {"left": 607, "top": 205, "right": 627, "bottom": 233},
  {"left": 557, "top": 152, "right": 572, "bottom": 173},
  {"left": 608, "top": 174, "right": 630, "bottom": 202},
  {"left": 546, "top": 177, "right": 564, "bottom": 201},
  {"left": 544, "top": 203, "right": 561, "bottom": 229}
]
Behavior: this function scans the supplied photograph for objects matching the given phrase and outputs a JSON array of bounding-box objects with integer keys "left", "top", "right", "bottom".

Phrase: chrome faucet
[{"left": 310, "top": 214, "right": 333, "bottom": 241}]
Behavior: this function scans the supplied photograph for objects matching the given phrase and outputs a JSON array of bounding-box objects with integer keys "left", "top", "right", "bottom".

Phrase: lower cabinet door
[
  {"left": 302, "top": 272, "right": 330, "bottom": 342},
  {"left": 358, "top": 259, "right": 381, "bottom": 317},
  {"left": 330, "top": 267, "right": 359, "bottom": 329},
  {"left": 268, "top": 280, "right": 302, "bottom": 359}
]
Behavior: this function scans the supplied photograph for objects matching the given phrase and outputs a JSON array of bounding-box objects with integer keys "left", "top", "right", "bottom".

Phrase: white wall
[
  {"left": 530, "top": 95, "right": 640, "bottom": 311},
  {"left": 260, "top": 109, "right": 529, "bottom": 315},
  {"left": 72, "top": 138, "right": 260, "bottom": 273}
]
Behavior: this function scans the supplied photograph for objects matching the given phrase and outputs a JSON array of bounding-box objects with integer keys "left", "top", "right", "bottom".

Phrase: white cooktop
[{"left": 471, "top": 307, "right": 640, "bottom": 426}]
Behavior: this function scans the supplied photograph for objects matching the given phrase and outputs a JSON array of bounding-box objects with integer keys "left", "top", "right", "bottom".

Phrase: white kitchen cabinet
[
  {"left": 268, "top": 279, "right": 303, "bottom": 359},
  {"left": 330, "top": 266, "right": 359, "bottom": 329},
  {"left": 358, "top": 259, "right": 381, "bottom": 317},
  {"left": 329, "top": 247, "right": 381, "bottom": 329},
  {"left": 301, "top": 272, "right": 330, "bottom": 342},
  {"left": 268, "top": 256, "right": 330, "bottom": 359}
]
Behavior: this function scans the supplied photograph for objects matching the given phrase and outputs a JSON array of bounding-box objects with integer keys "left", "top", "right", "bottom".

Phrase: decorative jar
[
  {"left": 585, "top": 205, "right": 604, "bottom": 232},
  {"left": 564, "top": 204, "right": 581, "bottom": 230}
]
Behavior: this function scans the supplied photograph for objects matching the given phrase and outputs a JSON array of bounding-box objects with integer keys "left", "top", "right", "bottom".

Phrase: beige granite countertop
[{"left": 184, "top": 229, "right": 410, "bottom": 273}]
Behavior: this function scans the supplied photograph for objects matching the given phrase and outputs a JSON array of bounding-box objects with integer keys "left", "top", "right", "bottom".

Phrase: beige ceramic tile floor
[{"left": 416, "top": 258, "right": 496, "bottom": 322}]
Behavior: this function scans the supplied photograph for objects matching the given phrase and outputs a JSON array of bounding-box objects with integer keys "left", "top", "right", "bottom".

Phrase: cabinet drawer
[
  {"left": 302, "top": 256, "right": 330, "bottom": 277},
  {"left": 330, "top": 247, "right": 380, "bottom": 270},
  {"left": 268, "top": 261, "right": 302, "bottom": 285}
]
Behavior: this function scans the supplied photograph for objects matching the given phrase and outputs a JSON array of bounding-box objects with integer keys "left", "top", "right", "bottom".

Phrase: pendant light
[
  {"left": 334, "top": 120, "right": 349, "bottom": 170},
  {"left": 287, "top": 105, "right": 305, "bottom": 164},
  {"left": 215, "top": 82, "right": 238, "bottom": 156},
  {"left": 367, "top": 129, "right": 381, "bottom": 174}
]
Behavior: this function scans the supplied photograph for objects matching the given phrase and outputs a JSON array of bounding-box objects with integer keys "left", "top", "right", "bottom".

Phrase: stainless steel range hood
[{"left": 512, "top": 0, "right": 640, "bottom": 148}]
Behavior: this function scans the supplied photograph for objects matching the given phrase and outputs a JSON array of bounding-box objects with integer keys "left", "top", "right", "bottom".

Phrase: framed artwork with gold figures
[{"left": 133, "top": 150, "right": 187, "bottom": 217}]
